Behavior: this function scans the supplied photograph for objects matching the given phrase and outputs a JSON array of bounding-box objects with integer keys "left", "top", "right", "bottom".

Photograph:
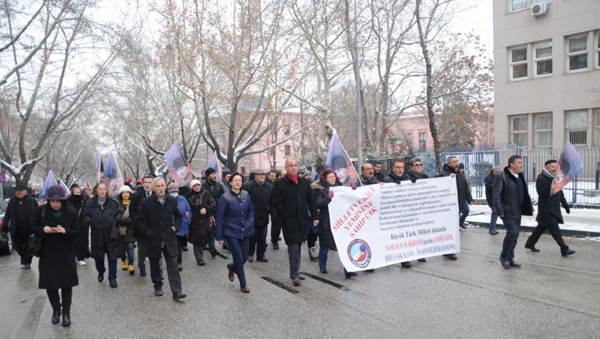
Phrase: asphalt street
[{"left": 1, "top": 226, "right": 599, "bottom": 339}]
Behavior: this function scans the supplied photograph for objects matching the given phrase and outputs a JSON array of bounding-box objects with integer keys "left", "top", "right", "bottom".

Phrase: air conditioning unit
[{"left": 531, "top": 3, "right": 548, "bottom": 17}]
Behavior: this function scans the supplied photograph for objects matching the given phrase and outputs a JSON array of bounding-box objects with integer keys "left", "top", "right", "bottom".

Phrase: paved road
[{"left": 1, "top": 227, "right": 599, "bottom": 339}]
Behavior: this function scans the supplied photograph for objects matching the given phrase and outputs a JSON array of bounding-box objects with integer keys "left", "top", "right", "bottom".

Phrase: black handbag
[
  {"left": 28, "top": 234, "right": 42, "bottom": 257},
  {"left": 0, "top": 231, "right": 8, "bottom": 248}
]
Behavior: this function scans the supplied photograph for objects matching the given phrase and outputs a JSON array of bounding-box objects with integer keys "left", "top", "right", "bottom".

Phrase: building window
[
  {"left": 593, "top": 109, "right": 600, "bottom": 146},
  {"left": 284, "top": 125, "right": 290, "bottom": 135},
  {"left": 241, "top": 166, "right": 246, "bottom": 175},
  {"left": 284, "top": 144, "right": 291, "bottom": 156},
  {"left": 510, "top": 0, "right": 527, "bottom": 12},
  {"left": 510, "top": 115, "right": 528, "bottom": 146},
  {"left": 534, "top": 114, "right": 552, "bottom": 147},
  {"left": 565, "top": 110, "right": 587, "bottom": 145},
  {"left": 510, "top": 46, "right": 528, "bottom": 80},
  {"left": 419, "top": 132, "right": 426, "bottom": 151},
  {"left": 534, "top": 41, "right": 552, "bottom": 76},
  {"left": 567, "top": 34, "right": 588, "bottom": 72},
  {"left": 596, "top": 33, "right": 600, "bottom": 68}
]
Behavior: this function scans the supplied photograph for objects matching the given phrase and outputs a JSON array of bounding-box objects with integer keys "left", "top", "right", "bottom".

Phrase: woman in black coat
[
  {"left": 312, "top": 170, "right": 342, "bottom": 274},
  {"left": 186, "top": 179, "right": 216, "bottom": 266},
  {"left": 83, "top": 182, "right": 123, "bottom": 288},
  {"left": 33, "top": 185, "right": 79, "bottom": 327}
]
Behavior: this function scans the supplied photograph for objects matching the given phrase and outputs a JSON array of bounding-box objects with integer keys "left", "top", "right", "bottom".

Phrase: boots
[
  {"left": 128, "top": 264, "right": 135, "bottom": 275},
  {"left": 309, "top": 247, "right": 318, "bottom": 261},
  {"left": 62, "top": 310, "right": 71, "bottom": 327},
  {"left": 121, "top": 260, "right": 128, "bottom": 271},
  {"left": 51, "top": 309, "right": 61, "bottom": 325}
]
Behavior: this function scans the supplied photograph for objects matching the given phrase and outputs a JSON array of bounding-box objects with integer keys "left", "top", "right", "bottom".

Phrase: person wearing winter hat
[
  {"left": 169, "top": 183, "right": 192, "bottom": 271},
  {"left": 2, "top": 184, "right": 38, "bottom": 269},
  {"left": 221, "top": 169, "right": 232, "bottom": 193},
  {"left": 117, "top": 185, "right": 136, "bottom": 275},
  {"left": 202, "top": 169, "right": 225, "bottom": 256},
  {"left": 82, "top": 182, "right": 123, "bottom": 288},
  {"left": 186, "top": 179, "right": 216, "bottom": 265},
  {"left": 67, "top": 184, "right": 90, "bottom": 266},
  {"left": 32, "top": 185, "right": 79, "bottom": 327}
]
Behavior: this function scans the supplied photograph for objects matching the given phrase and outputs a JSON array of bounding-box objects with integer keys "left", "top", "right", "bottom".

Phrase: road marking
[
  {"left": 300, "top": 272, "right": 363, "bottom": 296},
  {"left": 261, "top": 276, "right": 299, "bottom": 294},
  {"left": 18, "top": 296, "right": 45, "bottom": 338}
]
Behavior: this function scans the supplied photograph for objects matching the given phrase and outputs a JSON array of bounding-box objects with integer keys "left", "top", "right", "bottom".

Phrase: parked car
[{"left": 0, "top": 206, "right": 10, "bottom": 255}]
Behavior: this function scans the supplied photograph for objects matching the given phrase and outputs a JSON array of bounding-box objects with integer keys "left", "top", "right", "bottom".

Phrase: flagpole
[{"left": 354, "top": 0, "right": 363, "bottom": 172}]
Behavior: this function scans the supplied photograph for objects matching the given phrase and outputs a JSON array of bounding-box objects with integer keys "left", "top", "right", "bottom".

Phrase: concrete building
[{"left": 493, "top": 0, "right": 600, "bottom": 148}]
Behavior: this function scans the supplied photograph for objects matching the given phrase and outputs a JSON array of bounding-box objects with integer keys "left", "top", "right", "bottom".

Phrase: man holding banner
[
  {"left": 494, "top": 155, "right": 533, "bottom": 269},
  {"left": 525, "top": 160, "right": 575, "bottom": 256}
]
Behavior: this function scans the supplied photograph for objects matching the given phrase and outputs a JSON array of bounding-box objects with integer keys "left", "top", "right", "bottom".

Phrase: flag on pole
[
  {"left": 125, "top": 174, "right": 133, "bottom": 184},
  {"left": 206, "top": 152, "right": 222, "bottom": 182},
  {"left": 102, "top": 152, "right": 124, "bottom": 197},
  {"left": 59, "top": 179, "right": 70, "bottom": 196},
  {"left": 85, "top": 181, "right": 91, "bottom": 190},
  {"left": 95, "top": 150, "right": 104, "bottom": 184},
  {"left": 325, "top": 134, "right": 361, "bottom": 187},
  {"left": 551, "top": 142, "right": 584, "bottom": 196},
  {"left": 38, "top": 170, "right": 58, "bottom": 201},
  {"left": 164, "top": 142, "right": 195, "bottom": 187}
]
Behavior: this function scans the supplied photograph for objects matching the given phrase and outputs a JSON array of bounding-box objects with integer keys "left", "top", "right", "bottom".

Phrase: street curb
[{"left": 468, "top": 221, "right": 600, "bottom": 238}]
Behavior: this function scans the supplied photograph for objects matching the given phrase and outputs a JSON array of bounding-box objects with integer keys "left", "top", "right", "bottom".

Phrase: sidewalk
[{"left": 466, "top": 203, "right": 600, "bottom": 237}]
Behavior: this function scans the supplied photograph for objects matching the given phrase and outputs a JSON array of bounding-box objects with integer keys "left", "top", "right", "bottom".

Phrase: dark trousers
[
  {"left": 176, "top": 236, "right": 186, "bottom": 264},
  {"left": 94, "top": 242, "right": 117, "bottom": 281},
  {"left": 249, "top": 225, "right": 267, "bottom": 259},
  {"left": 224, "top": 236, "right": 249, "bottom": 288},
  {"left": 47, "top": 287, "right": 73, "bottom": 313},
  {"left": 150, "top": 247, "right": 182, "bottom": 294},
  {"left": 306, "top": 231, "right": 317, "bottom": 250},
  {"left": 13, "top": 232, "right": 32, "bottom": 265},
  {"left": 500, "top": 215, "right": 521, "bottom": 262},
  {"left": 525, "top": 222, "right": 569, "bottom": 252},
  {"left": 137, "top": 238, "right": 148, "bottom": 270},
  {"left": 75, "top": 225, "right": 89, "bottom": 261},
  {"left": 287, "top": 242, "right": 302, "bottom": 279},
  {"left": 270, "top": 219, "right": 282, "bottom": 243}
]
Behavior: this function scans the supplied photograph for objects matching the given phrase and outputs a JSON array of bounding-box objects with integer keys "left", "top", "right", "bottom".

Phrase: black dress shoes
[
  {"left": 210, "top": 249, "right": 218, "bottom": 258},
  {"left": 401, "top": 262, "right": 412, "bottom": 268},
  {"left": 51, "top": 310, "right": 61, "bottom": 325},
  {"left": 320, "top": 267, "right": 328, "bottom": 274},
  {"left": 97, "top": 272, "right": 104, "bottom": 282},
  {"left": 257, "top": 258, "right": 269, "bottom": 262},
  {"left": 173, "top": 292, "right": 186, "bottom": 300},
  {"left": 417, "top": 258, "right": 426, "bottom": 262},
  {"left": 489, "top": 230, "right": 499, "bottom": 235},
  {"left": 154, "top": 287, "right": 163, "bottom": 297},
  {"left": 345, "top": 272, "right": 358, "bottom": 279},
  {"left": 562, "top": 249, "right": 575, "bottom": 256},
  {"left": 140, "top": 268, "right": 147, "bottom": 277},
  {"left": 500, "top": 258, "right": 511, "bottom": 269},
  {"left": 509, "top": 261, "right": 521, "bottom": 268},
  {"left": 109, "top": 280, "right": 118, "bottom": 288},
  {"left": 524, "top": 244, "right": 540, "bottom": 252},
  {"left": 443, "top": 254, "right": 458, "bottom": 260},
  {"left": 272, "top": 242, "right": 279, "bottom": 250},
  {"left": 62, "top": 312, "right": 71, "bottom": 327}
]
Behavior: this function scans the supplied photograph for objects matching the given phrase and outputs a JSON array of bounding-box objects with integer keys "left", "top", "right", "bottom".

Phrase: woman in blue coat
[
  {"left": 216, "top": 173, "right": 254, "bottom": 293},
  {"left": 168, "top": 183, "right": 192, "bottom": 271}
]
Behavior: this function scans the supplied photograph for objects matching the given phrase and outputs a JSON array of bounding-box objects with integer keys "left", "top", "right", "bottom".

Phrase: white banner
[{"left": 329, "top": 176, "right": 460, "bottom": 272}]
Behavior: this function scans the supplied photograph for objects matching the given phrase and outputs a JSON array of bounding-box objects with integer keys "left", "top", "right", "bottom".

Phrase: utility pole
[{"left": 354, "top": 0, "right": 363, "bottom": 170}]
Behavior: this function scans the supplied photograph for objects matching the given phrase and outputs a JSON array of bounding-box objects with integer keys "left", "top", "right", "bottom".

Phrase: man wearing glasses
[{"left": 407, "top": 159, "right": 429, "bottom": 181}]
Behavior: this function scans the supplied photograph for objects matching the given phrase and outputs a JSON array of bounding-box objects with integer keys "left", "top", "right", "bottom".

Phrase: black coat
[
  {"left": 271, "top": 176, "right": 318, "bottom": 245},
  {"left": 407, "top": 170, "right": 429, "bottom": 181},
  {"left": 383, "top": 172, "right": 410, "bottom": 184},
  {"left": 33, "top": 204, "right": 79, "bottom": 289},
  {"left": 83, "top": 197, "right": 123, "bottom": 261},
  {"left": 202, "top": 180, "right": 225, "bottom": 209},
  {"left": 484, "top": 170, "right": 495, "bottom": 207},
  {"left": 2, "top": 195, "right": 38, "bottom": 235},
  {"left": 135, "top": 195, "right": 182, "bottom": 259},
  {"left": 438, "top": 164, "right": 473, "bottom": 214},
  {"left": 118, "top": 201, "right": 136, "bottom": 243},
  {"left": 130, "top": 190, "right": 152, "bottom": 239},
  {"left": 536, "top": 171, "right": 569, "bottom": 224},
  {"left": 242, "top": 180, "right": 274, "bottom": 227},
  {"left": 493, "top": 167, "right": 534, "bottom": 218},
  {"left": 187, "top": 190, "right": 216, "bottom": 245},
  {"left": 359, "top": 175, "right": 379, "bottom": 185},
  {"left": 313, "top": 180, "right": 341, "bottom": 249}
]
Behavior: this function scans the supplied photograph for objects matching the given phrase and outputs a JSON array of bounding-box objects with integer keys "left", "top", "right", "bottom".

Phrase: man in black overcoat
[
  {"left": 271, "top": 159, "right": 319, "bottom": 286},
  {"left": 136, "top": 177, "right": 185, "bottom": 300}
]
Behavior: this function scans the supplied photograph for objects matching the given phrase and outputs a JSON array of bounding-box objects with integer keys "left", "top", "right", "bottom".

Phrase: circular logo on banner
[{"left": 347, "top": 239, "right": 371, "bottom": 268}]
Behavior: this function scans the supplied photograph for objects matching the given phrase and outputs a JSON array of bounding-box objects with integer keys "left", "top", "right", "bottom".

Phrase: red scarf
[{"left": 286, "top": 173, "right": 299, "bottom": 184}]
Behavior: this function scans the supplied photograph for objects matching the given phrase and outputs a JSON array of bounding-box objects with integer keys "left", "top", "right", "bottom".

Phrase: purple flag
[
  {"left": 102, "top": 152, "right": 124, "bottom": 197},
  {"left": 165, "top": 142, "right": 195, "bottom": 187},
  {"left": 325, "top": 134, "right": 361, "bottom": 187},
  {"left": 206, "top": 152, "right": 222, "bottom": 182}
]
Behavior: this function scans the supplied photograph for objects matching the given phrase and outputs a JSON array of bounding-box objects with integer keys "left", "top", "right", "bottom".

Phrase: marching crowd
[{"left": 1, "top": 155, "right": 575, "bottom": 327}]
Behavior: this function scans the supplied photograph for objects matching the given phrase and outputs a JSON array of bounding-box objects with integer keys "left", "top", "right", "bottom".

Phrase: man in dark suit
[
  {"left": 130, "top": 174, "right": 155, "bottom": 277},
  {"left": 525, "top": 160, "right": 575, "bottom": 256},
  {"left": 271, "top": 159, "right": 319, "bottom": 286},
  {"left": 494, "top": 155, "right": 534, "bottom": 269},
  {"left": 2, "top": 184, "right": 38, "bottom": 269},
  {"left": 136, "top": 177, "right": 186, "bottom": 300}
]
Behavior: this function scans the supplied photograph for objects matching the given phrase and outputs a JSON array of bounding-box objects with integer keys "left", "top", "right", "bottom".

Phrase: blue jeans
[
  {"left": 459, "top": 200, "right": 470, "bottom": 226},
  {"left": 489, "top": 206, "right": 498, "bottom": 231},
  {"left": 121, "top": 242, "right": 135, "bottom": 265},
  {"left": 225, "top": 236, "right": 249, "bottom": 287},
  {"left": 318, "top": 247, "right": 329, "bottom": 269},
  {"left": 249, "top": 225, "right": 268, "bottom": 259},
  {"left": 500, "top": 215, "right": 521, "bottom": 262}
]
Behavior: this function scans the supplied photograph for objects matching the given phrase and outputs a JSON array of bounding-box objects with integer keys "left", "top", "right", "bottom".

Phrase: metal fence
[{"left": 411, "top": 144, "right": 600, "bottom": 207}]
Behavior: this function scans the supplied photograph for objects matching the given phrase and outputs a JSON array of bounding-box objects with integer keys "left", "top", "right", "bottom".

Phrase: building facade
[{"left": 493, "top": 0, "right": 600, "bottom": 148}]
